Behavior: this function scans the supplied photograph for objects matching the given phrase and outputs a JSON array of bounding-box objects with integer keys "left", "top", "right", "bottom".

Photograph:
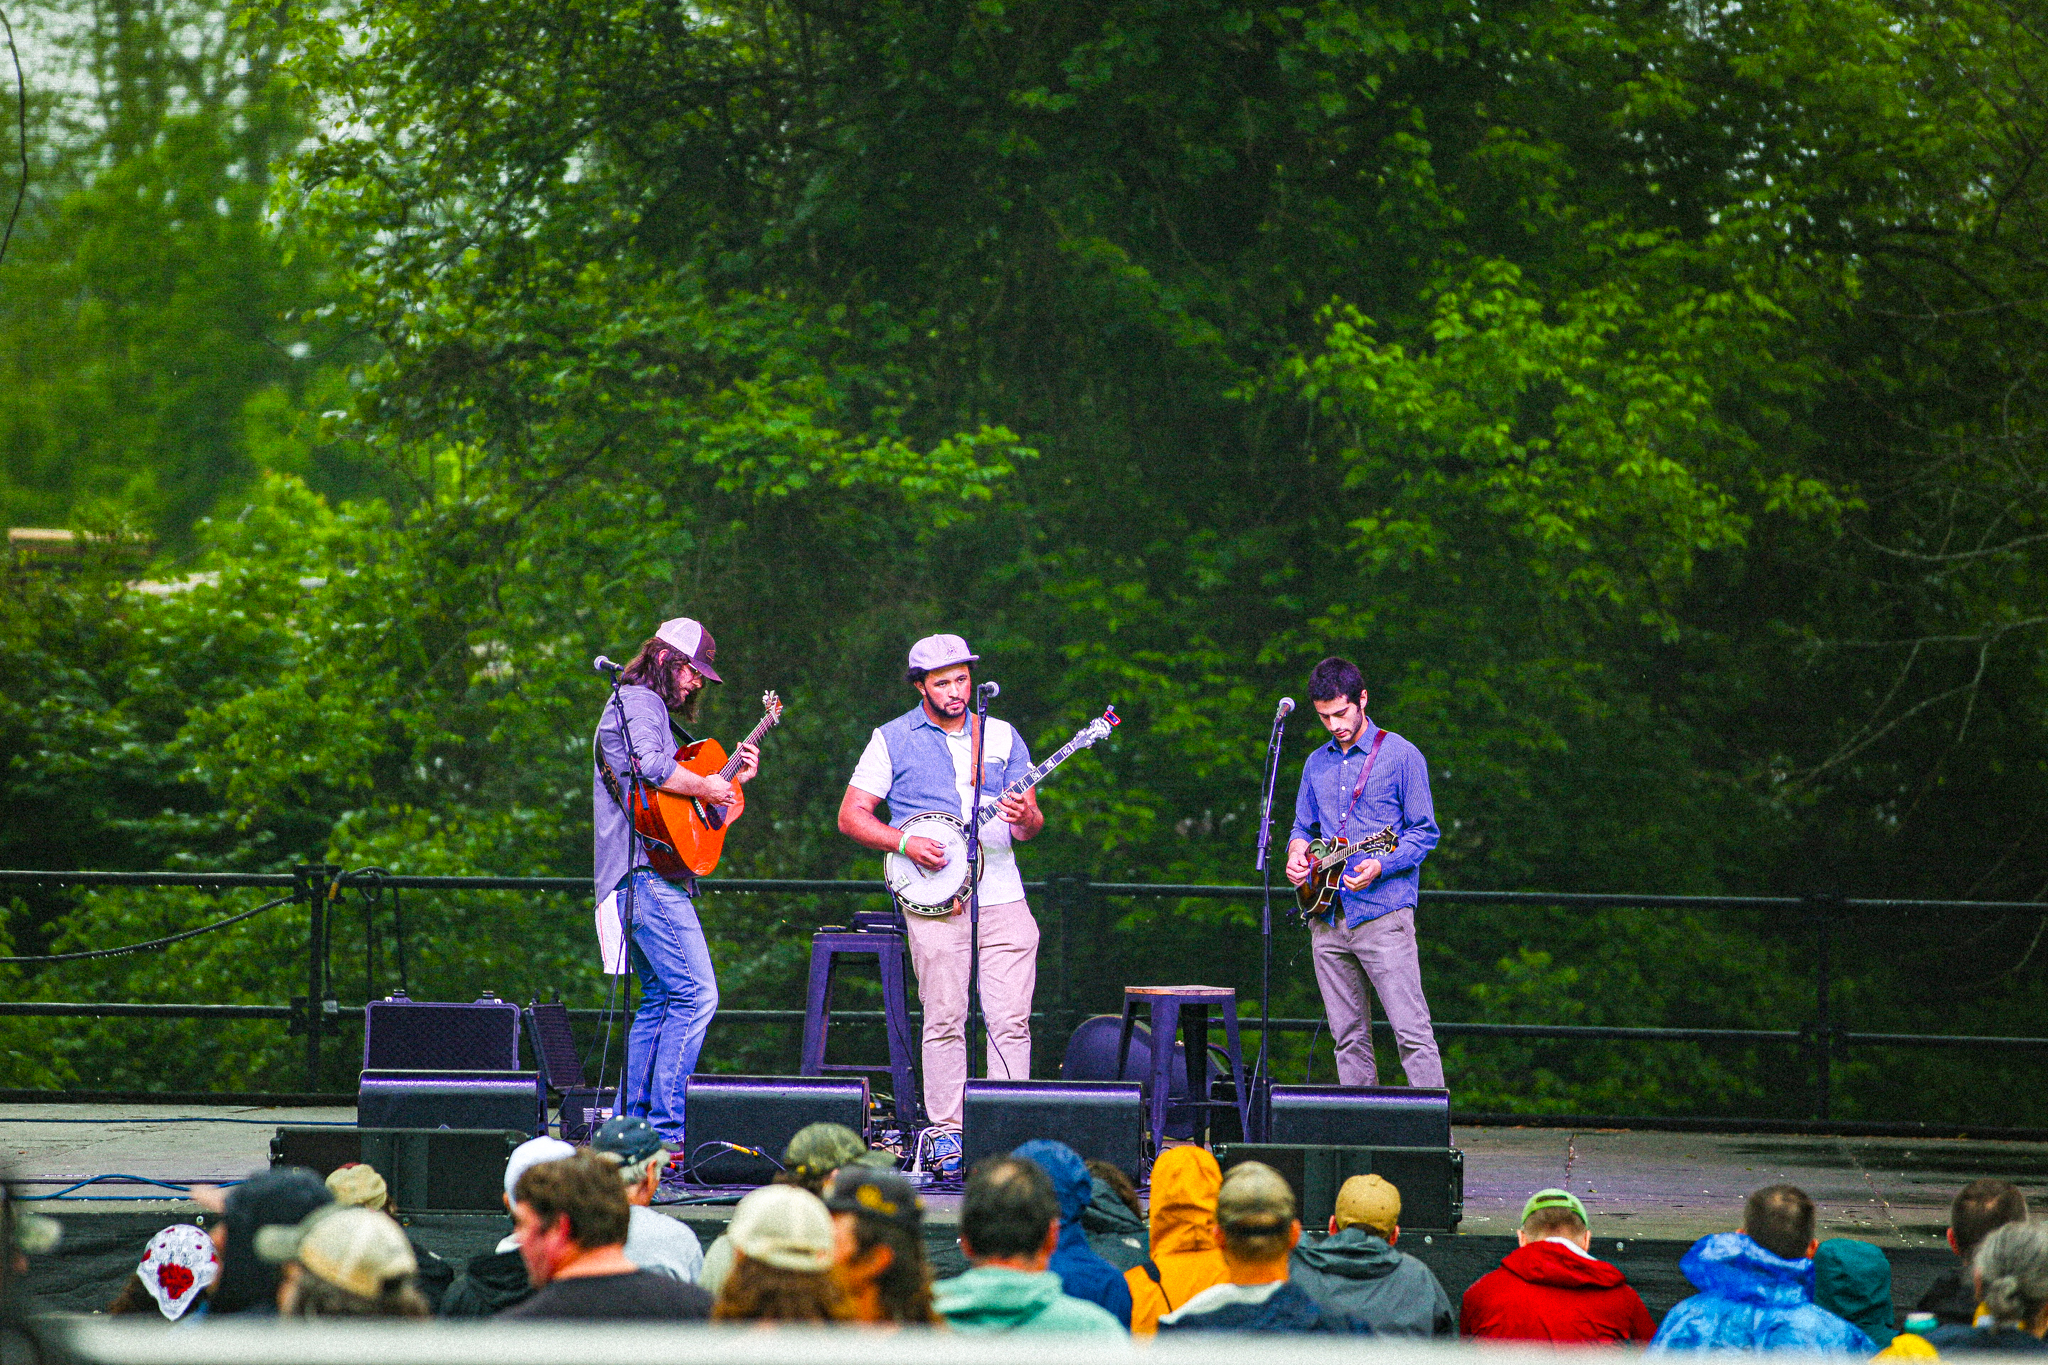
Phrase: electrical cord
[
  {"left": 0, "top": 895, "right": 294, "bottom": 964},
  {"left": 15, "top": 1174, "right": 243, "bottom": 1201}
]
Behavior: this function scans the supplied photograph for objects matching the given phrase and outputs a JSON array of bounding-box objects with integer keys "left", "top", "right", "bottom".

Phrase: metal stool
[
  {"left": 1115, "top": 985, "right": 1251, "bottom": 1156},
  {"left": 799, "top": 910, "right": 920, "bottom": 1130}
]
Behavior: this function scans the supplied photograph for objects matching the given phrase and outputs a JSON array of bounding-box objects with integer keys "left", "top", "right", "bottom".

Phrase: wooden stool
[
  {"left": 799, "top": 914, "right": 920, "bottom": 1130},
  {"left": 1115, "top": 985, "right": 1251, "bottom": 1157}
]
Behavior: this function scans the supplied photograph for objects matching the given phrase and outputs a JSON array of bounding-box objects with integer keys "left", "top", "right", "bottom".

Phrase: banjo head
[{"left": 885, "top": 812, "right": 972, "bottom": 914}]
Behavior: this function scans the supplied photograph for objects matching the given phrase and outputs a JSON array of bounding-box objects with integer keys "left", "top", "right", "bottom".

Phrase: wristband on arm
[{"left": 897, "top": 830, "right": 909, "bottom": 855}]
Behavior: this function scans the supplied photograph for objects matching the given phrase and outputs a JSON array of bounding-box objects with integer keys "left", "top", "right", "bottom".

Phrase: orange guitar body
[{"left": 632, "top": 740, "right": 744, "bottom": 878}]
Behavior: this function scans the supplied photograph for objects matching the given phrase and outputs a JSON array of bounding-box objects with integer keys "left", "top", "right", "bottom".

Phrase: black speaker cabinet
[
  {"left": 1214, "top": 1142, "right": 1464, "bottom": 1231},
  {"left": 1266, "top": 1084, "right": 1451, "bottom": 1148},
  {"left": 363, "top": 994, "right": 523, "bottom": 1071},
  {"left": 358, "top": 1068, "right": 545, "bottom": 1133},
  {"left": 271, "top": 1126, "right": 527, "bottom": 1212},
  {"left": 962, "top": 1080, "right": 1147, "bottom": 1181},
  {"left": 683, "top": 1074, "right": 869, "bottom": 1185}
]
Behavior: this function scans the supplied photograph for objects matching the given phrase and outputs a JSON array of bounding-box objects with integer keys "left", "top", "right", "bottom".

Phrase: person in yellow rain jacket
[{"left": 1125, "top": 1147, "right": 1231, "bottom": 1335}]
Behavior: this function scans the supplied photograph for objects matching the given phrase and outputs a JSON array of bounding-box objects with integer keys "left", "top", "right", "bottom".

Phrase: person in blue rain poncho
[{"left": 1652, "top": 1185, "right": 1875, "bottom": 1353}]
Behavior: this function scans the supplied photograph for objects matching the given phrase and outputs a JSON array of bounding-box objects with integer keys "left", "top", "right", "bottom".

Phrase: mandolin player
[
  {"left": 836, "top": 633, "right": 1042, "bottom": 1178},
  {"left": 1282, "top": 656, "right": 1445, "bottom": 1091},
  {"left": 592, "top": 617, "right": 760, "bottom": 1157}
]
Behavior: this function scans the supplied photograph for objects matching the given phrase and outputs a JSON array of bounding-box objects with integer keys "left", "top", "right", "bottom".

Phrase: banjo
[{"left": 884, "top": 706, "right": 1119, "bottom": 918}]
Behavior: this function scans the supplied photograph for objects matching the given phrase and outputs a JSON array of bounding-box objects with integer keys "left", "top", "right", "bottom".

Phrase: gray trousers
[{"left": 1309, "top": 907, "right": 1445, "bottom": 1087}]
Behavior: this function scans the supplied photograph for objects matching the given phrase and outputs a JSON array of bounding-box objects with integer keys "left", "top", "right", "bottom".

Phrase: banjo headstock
[{"left": 1080, "top": 705, "right": 1120, "bottom": 746}]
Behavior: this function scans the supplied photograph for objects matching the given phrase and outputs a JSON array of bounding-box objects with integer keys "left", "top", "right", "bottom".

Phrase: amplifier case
[
  {"left": 271, "top": 1126, "right": 527, "bottom": 1212},
  {"left": 963, "top": 1080, "right": 1147, "bottom": 1181},
  {"left": 1266, "top": 1084, "right": 1451, "bottom": 1149},
  {"left": 363, "top": 996, "right": 522, "bottom": 1071},
  {"left": 683, "top": 1074, "right": 869, "bottom": 1185},
  {"left": 357, "top": 1068, "right": 545, "bottom": 1134},
  {"left": 1214, "top": 1142, "right": 1464, "bottom": 1231}
]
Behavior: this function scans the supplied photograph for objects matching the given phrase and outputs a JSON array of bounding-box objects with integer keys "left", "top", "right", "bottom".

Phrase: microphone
[
  {"left": 593, "top": 656, "right": 623, "bottom": 676},
  {"left": 1275, "top": 696, "right": 1296, "bottom": 720},
  {"left": 977, "top": 681, "right": 1002, "bottom": 700}
]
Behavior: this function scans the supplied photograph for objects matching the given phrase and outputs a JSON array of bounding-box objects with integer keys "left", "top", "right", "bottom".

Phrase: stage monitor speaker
[
  {"left": 363, "top": 994, "right": 522, "bottom": 1071},
  {"left": 683, "top": 1074, "right": 869, "bottom": 1185},
  {"left": 357, "top": 1068, "right": 545, "bottom": 1134},
  {"left": 1267, "top": 1084, "right": 1450, "bottom": 1149},
  {"left": 271, "top": 1126, "right": 527, "bottom": 1212},
  {"left": 1214, "top": 1142, "right": 1464, "bottom": 1231},
  {"left": 962, "top": 1080, "right": 1146, "bottom": 1182}
]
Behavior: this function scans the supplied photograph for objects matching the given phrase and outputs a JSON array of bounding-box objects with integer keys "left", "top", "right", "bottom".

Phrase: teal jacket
[{"left": 934, "top": 1267, "right": 1127, "bottom": 1335}]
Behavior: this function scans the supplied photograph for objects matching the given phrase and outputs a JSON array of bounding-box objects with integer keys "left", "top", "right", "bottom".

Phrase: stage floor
[{"left": 9, "top": 1103, "right": 2048, "bottom": 1317}]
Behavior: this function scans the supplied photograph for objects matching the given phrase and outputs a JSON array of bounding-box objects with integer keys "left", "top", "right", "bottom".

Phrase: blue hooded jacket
[
  {"left": 1650, "top": 1233, "right": 1876, "bottom": 1354},
  {"left": 1012, "top": 1140, "right": 1134, "bottom": 1328}
]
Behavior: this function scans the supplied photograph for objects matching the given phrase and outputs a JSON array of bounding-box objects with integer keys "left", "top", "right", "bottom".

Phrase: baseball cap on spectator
[
  {"left": 655, "top": 617, "right": 721, "bottom": 683},
  {"left": 783, "top": 1122, "right": 892, "bottom": 1182},
  {"left": 1216, "top": 1161, "right": 1296, "bottom": 1230},
  {"left": 1522, "top": 1188, "right": 1589, "bottom": 1226},
  {"left": 591, "top": 1116, "right": 669, "bottom": 1178},
  {"left": 825, "top": 1167, "right": 925, "bottom": 1232},
  {"left": 906, "top": 634, "right": 978, "bottom": 677},
  {"left": 325, "top": 1163, "right": 389, "bottom": 1211},
  {"left": 208, "top": 1166, "right": 334, "bottom": 1314},
  {"left": 504, "top": 1137, "right": 576, "bottom": 1201},
  {"left": 1333, "top": 1173, "right": 1401, "bottom": 1238},
  {"left": 256, "top": 1206, "right": 417, "bottom": 1298},
  {"left": 727, "top": 1185, "right": 835, "bottom": 1273}
]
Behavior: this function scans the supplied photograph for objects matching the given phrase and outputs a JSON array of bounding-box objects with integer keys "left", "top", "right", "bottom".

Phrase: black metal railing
[{"left": 1, "top": 866, "right": 2042, "bottom": 1121}]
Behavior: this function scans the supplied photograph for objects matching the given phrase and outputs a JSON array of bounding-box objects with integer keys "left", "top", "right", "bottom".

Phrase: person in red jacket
[{"left": 1461, "top": 1189, "right": 1654, "bottom": 1343}]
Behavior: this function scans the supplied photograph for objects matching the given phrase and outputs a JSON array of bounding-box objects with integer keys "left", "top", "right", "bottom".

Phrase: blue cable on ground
[{"left": 14, "top": 1174, "right": 245, "bottom": 1201}]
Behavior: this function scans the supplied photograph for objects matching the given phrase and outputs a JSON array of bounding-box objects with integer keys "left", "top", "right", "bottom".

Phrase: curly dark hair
[
  {"left": 619, "top": 636, "right": 703, "bottom": 723},
  {"left": 712, "top": 1255, "right": 848, "bottom": 1323}
]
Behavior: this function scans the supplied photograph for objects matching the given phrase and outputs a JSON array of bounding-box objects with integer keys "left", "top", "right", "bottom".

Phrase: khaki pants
[
  {"left": 903, "top": 897, "right": 1038, "bottom": 1129},
  {"left": 1309, "top": 906, "right": 1445, "bottom": 1088}
]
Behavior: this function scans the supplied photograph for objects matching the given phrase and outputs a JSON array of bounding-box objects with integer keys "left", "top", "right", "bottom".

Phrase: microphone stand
[
  {"left": 964, "top": 686, "right": 992, "bottom": 1100},
  {"left": 1251, "top": 704, "right": 1290, "bottom": 1143},
  {"left": 597, "top": 667, "right": 643, "bottom": 1128}
]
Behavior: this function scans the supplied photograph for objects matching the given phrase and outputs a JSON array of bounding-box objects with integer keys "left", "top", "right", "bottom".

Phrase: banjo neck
[{"left": 971, "top": 712, "right": 1112, "bottom": 831}]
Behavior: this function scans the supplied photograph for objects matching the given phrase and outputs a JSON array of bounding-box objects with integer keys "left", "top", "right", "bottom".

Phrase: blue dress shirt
[{"left": 1289, "top": 722, "right": 1440, "bottom": 928}]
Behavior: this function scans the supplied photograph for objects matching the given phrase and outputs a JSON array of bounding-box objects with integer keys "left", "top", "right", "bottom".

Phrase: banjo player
[{"left": 836, "top": 633, "right": 1043, "bottom": 1178}]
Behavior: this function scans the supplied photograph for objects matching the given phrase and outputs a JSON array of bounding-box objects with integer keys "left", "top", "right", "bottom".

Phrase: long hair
[
  {"left": 619, "top": 636, "right": 702, "bottom": 723},
  {"left": 713, "top": 1253, "right": 848, "bottom": 1323},
  {"left": 281, "top": 1269, "right": 429, "bottom": 1319},
  {"left": 846, "top": 1215, "right": 940, "bottom": 1325}
]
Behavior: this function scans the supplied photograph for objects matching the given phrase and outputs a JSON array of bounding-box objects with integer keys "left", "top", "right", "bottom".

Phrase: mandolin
[
  {"left": 1293, "top": 825, "right": 1400, "bottom": 919},
  {"left": 632, "top": 691, "right": 783, "bottom": 878}
]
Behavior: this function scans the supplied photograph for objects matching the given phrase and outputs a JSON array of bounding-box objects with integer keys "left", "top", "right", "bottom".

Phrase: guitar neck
[
  {"left": 973, "top": 728, "right": 1093, "bottom": 829},
  {"left": 717, "top": 712, "right": 776, "bottom": 780}
]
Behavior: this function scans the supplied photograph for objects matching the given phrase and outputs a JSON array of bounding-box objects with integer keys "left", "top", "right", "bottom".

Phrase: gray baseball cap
[{"left": 907, "top": 633, "right": 978, "bottom": 675}]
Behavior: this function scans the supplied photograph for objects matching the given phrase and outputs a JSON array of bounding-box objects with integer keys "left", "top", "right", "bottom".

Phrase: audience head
[
  {"left": 715, "top": 1184, "right": 844, "bottom": 1323},
  {"left": 1814, "top": 1238, "right": 1897, "bottom": 1347},
  {"left": 513, "top": 1149, "right": 630, "bottom": 1287},
  {"left": 1333, "top": 1173, "right": 1401, "bottom": 1242},
  {"left": 206, "top": 1166, "right": 333, "bottom": 1314},
  {"left": 960, "top": 1156, "right": 1061, "bottom": 1269},
  {"left": 591, "top": 1116, "right": 671, "bottom": 1206},
  {"left": 1011, "top": 1139, "right": 1090, "bottom": 1224},
  {"left": 325, "top": 1163, "right": 394, "bottom": 1215},
  {"left": 1086, "top": 1159, "right": 1143, "bottom": 1220},
  {"left": 1148, "top": 1146, "right": 1223, "bottom": 1239},
  {"left": 779, "top": 1123, "right": 878, "bottom": 1196},
  {"left": 1519, "top": 1188, "right": 1590, "bottom": 1250},
  {"left": 258, "top": 1206, "right": 427, "bottom": 1318},
  {"left": 502, "top": 1136, "right": 576, "bottom": 1213},
  {"left": 1214, "top": 1161, "right": 1301, "bottom": 1268},
  {"left": 826, "top": 1167, "right": 938, "bottom": 1325},
  {"left": 1951, "top": 1179, "right": 2030, "bottom": 1262},
  {"left": 132, "top": 1225, "right": 217, "bottom": 1320},
  {"left": 1973, "top": 1221, "right": 2048, "bottom": 1334},
  {"left": 1743, "top": 1184, "right": 1818, "bottom": 1261}
]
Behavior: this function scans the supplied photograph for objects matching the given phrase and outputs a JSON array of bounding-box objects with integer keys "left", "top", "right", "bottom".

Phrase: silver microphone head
[
  {"left": 593, "top": 656, "right": 623, "bottom": 675},
  {"left": 1277, "top": 696, "right": 1296, "bottom": 718},
  {"left": 978, "top": 680, "right": 1002, "bottom": 699}
]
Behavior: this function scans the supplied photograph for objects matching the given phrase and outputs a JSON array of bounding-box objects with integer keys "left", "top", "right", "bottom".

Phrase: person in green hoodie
[{"left": 933, "top": 1155, "right": 1127, "bottom": 1335}]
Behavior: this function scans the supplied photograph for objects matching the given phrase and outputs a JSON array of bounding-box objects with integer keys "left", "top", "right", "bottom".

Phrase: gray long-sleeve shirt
[{"left": 592, "top": 684, "right": 682, "bottom": 899}]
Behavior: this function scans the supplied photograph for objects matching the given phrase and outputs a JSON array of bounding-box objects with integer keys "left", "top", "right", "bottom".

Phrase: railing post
[
  {"left": 293, "top": 864, "right": 340, "bottom": 1091},
  {"left": 1806, "top": 893, "right": 1842, "bottom": 1120}
]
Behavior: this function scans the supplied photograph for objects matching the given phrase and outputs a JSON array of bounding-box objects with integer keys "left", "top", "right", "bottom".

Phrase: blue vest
[{"left": 875, "top": 705, "right": 1008, "bottom": 821}]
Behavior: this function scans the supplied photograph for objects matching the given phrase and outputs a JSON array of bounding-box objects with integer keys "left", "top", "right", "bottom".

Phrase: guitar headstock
[
  {"left": 761, "top": 691, "right": 784, "bottom": 727},
  {"left": 1081, "top": 705, "right": 1120, "bottom": 745}
]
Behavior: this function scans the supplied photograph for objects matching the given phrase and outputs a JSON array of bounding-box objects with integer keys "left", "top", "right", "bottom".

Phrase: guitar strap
[
  {"left": 1335, "top": 727, "right": 1390, "bottom": 840},
  {"left": 594, "top": 718, "right": 692, "bottom": 889}
]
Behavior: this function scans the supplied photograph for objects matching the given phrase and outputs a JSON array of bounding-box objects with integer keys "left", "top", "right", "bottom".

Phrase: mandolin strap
[{"left": 1336, "top": 727, "right": 1389, "bottom": 841}]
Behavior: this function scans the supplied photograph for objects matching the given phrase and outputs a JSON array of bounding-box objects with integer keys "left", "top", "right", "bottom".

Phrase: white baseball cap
[
  {"left": 726, "top": 1184, "right": 836, "bottom": 1273},
  {"left": 503, "top": 1136, "right": 576, "bottom": 1200},
  {"left": 907, "top": 633, "right": 978, "bottom": 676},
  {"left": 654, "top": 616, "right": 722, "bottom": 682}
]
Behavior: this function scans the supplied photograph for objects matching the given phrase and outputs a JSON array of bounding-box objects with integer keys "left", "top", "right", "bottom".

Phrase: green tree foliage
[{"left": 0, "top": 0, "right": 2043, "bottom": 1118}]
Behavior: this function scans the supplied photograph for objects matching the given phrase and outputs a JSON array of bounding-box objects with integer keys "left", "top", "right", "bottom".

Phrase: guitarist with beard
[
  {"left": 1282, "top": 656, "right": 1444, "bottom": 1091},
  {"left": 593, "top": 617, "right": 760, "bottom": 1159}
]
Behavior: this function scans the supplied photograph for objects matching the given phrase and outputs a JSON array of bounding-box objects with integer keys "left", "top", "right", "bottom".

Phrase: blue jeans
[{"left": 619, "top": 868, "right": 719, "bottom": 1142}]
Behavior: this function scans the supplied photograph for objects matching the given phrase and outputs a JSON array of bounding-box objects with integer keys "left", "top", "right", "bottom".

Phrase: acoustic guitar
[
  {"left": 632, "top": 691, "right": 783, "bottom": 878},
  {"left": 1293, "top": 824, "right": 1400, "bottom": 919}
]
